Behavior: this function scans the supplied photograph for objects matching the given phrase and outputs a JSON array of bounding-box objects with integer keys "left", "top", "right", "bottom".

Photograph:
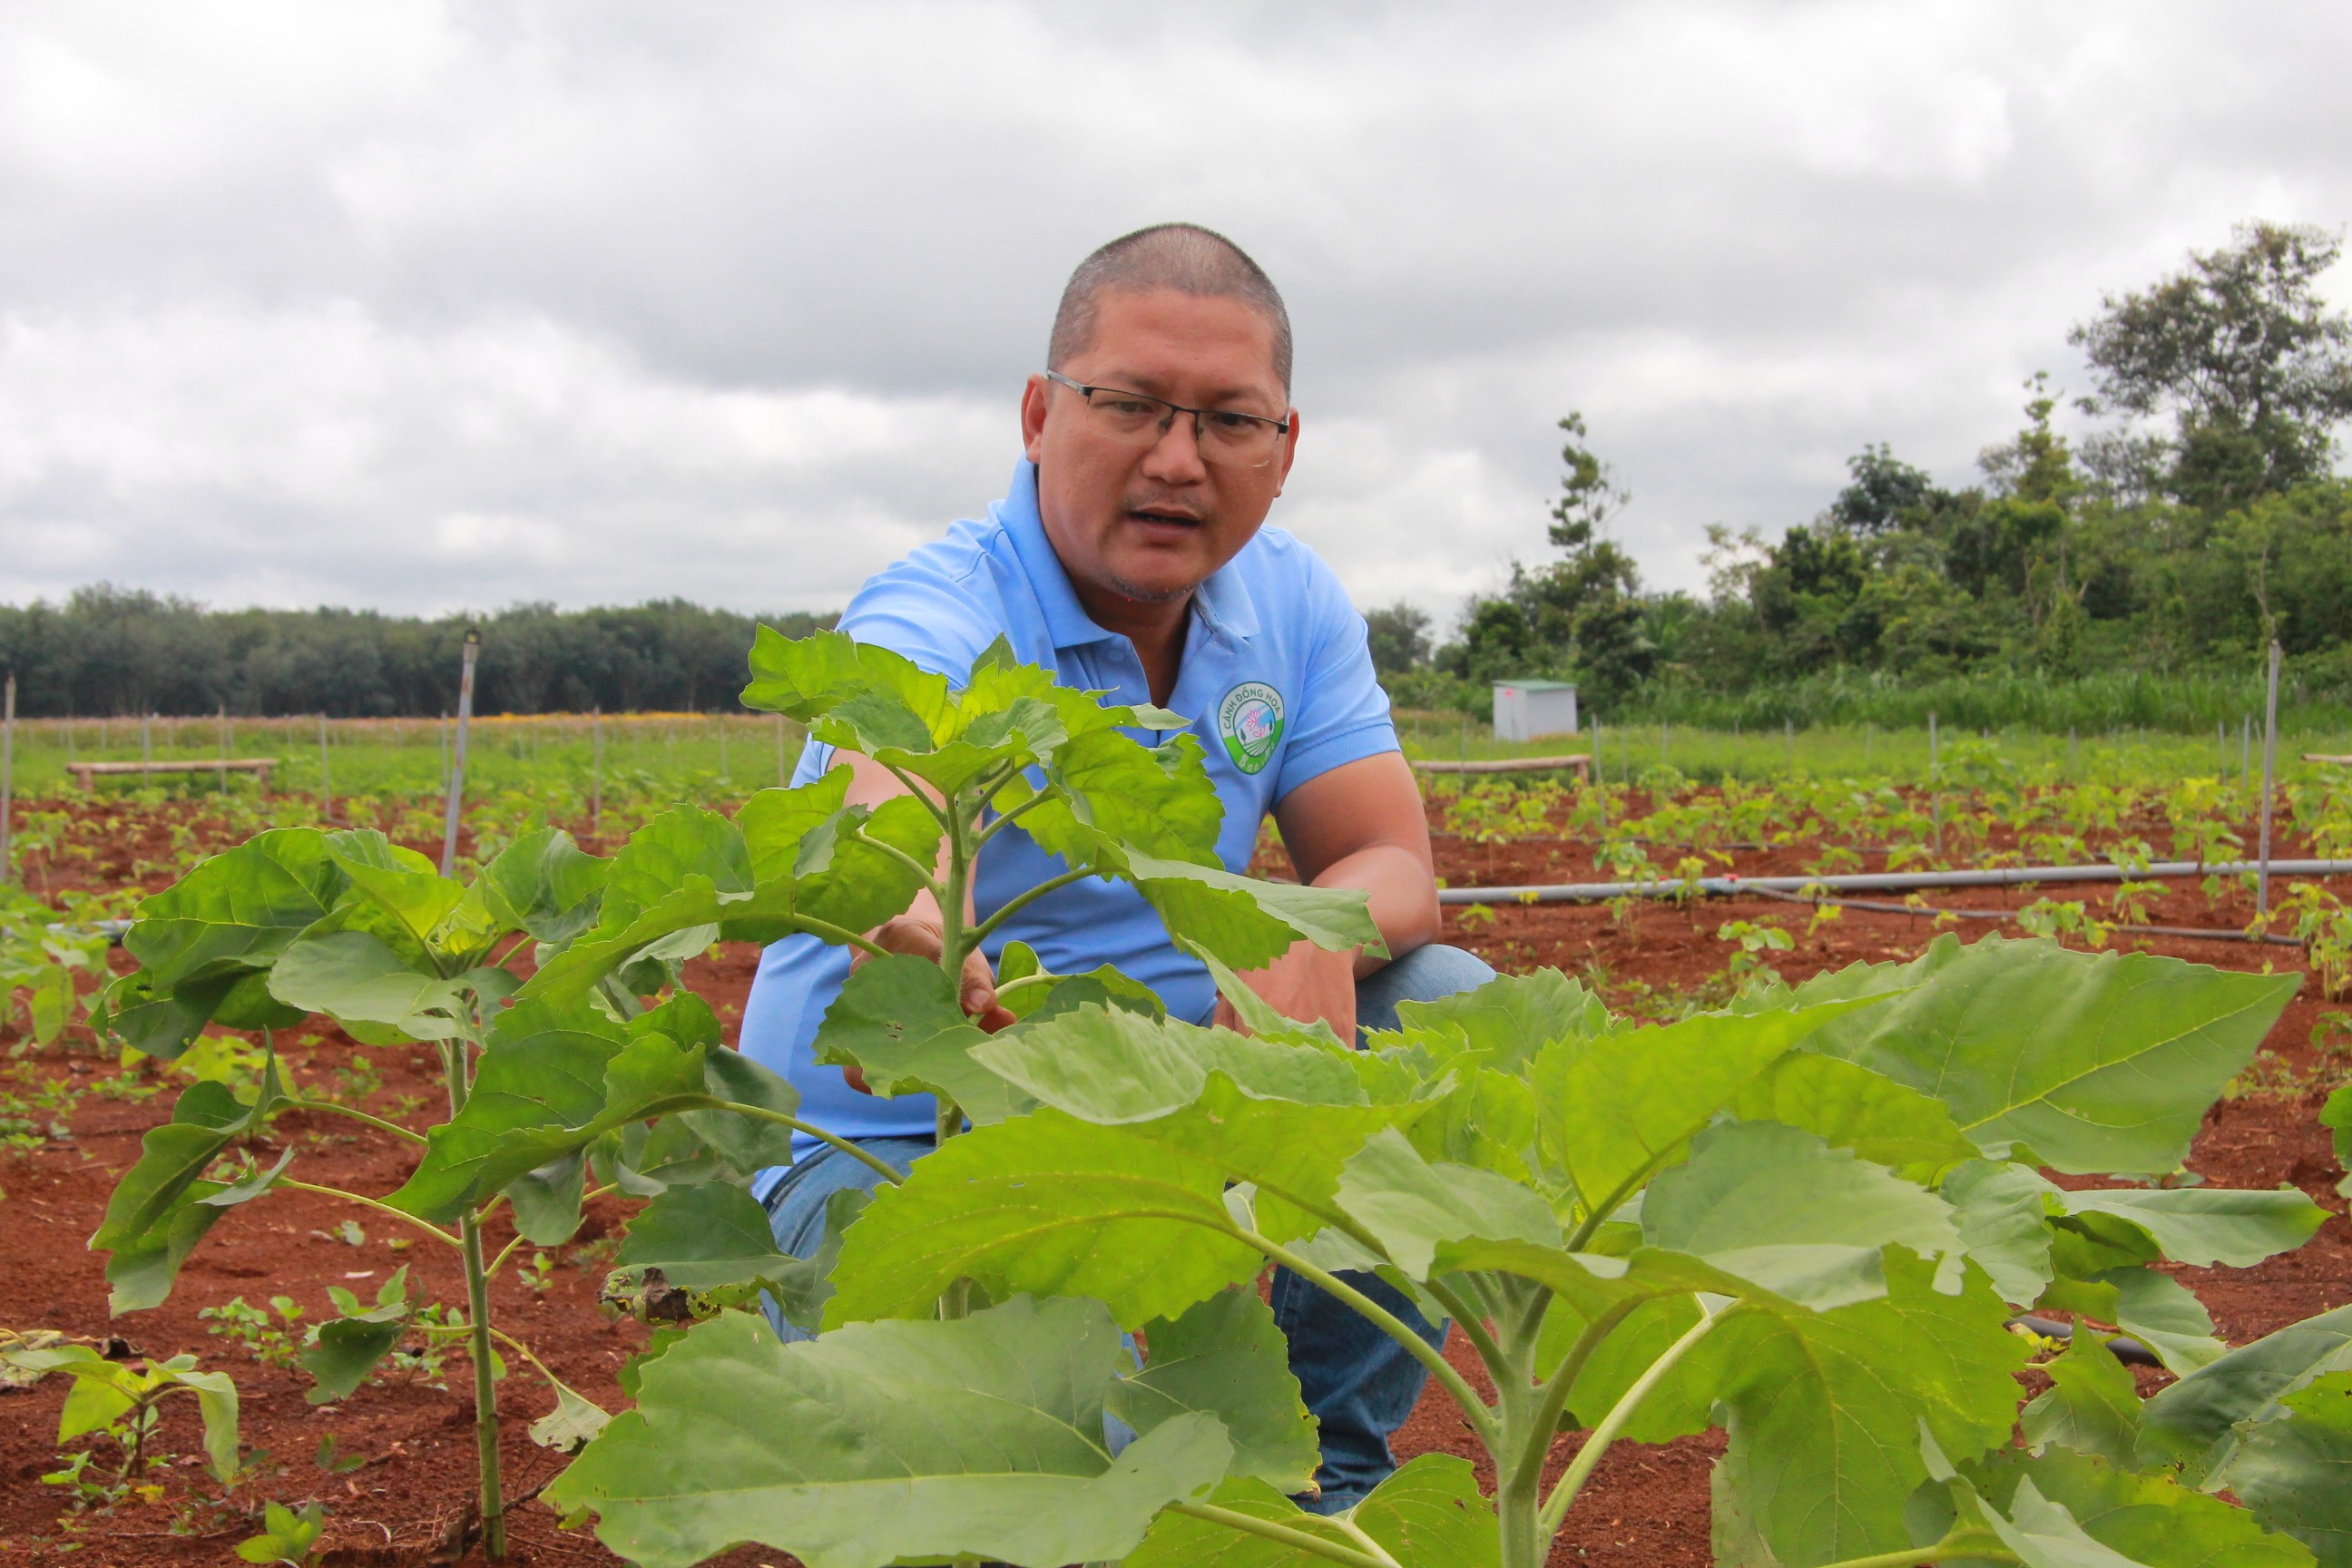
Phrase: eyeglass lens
[{"left": 1082, "top": 387, "right": 1283, "bottom": 465}]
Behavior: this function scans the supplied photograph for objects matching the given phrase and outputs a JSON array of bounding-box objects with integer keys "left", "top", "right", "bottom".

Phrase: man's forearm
[{"left": 1312, "top": 842, "right": 1440, "bottom": 977}]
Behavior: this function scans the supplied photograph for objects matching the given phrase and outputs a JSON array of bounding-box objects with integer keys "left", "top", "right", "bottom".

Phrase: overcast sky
[{"left": 2, "top": 2, "right": 2347, "bottom": 632}]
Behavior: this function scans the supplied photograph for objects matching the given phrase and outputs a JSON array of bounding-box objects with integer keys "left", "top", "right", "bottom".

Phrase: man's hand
[
  {"left": 1212, "top": 939, "right": 1358, "bottom": 1041},
  {"left": 838, "top": 915, "right": 1016, "bottom": 1094}
]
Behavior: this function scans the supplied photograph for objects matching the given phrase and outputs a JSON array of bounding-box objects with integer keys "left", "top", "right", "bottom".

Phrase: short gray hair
[{"left": 1047, "top": 222, "right": 1292, "bottom": 393}]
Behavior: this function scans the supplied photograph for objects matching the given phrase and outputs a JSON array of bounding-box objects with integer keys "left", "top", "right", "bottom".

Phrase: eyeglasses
[{"left": 1042, "top": 369, "right": 1291, "bottom": 469}]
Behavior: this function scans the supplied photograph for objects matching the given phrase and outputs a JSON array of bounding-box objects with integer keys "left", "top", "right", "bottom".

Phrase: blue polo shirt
[{"left": 738, "top": 459, "right": 1397, "bottom": 1174}]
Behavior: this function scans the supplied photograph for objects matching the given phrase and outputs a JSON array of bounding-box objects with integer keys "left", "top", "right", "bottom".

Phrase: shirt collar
[{"left": 998, "top": 457, "right": 1261, "bottom": 652}]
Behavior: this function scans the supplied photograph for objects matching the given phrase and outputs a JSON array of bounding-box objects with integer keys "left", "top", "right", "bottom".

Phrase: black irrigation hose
[
  {"left": 2009, "top": 1315, "right": 2162, "bottom": 1368},
  {"left": 1436, "top": 858, "right": 2352, "bottom": 906},
  {"left": 1739, "top": 884, "right": 2308, "bottom": 947}
]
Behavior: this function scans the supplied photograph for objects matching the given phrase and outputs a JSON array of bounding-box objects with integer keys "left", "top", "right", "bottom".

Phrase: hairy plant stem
[
  {"left": 711, "top": 1102, "right": 906, "bottom": 1186},
  {"left": 787, "top": 916, "right": 891, "bottom": 960},
  {"left": 1504, "top": 1298, "right": 1642, "bottom": 1505},
  {"left": 278, "top": 1096, "right": 427, "bottom": 1144},
  {"left": 278, "top": 1179, "right": 460, "bottom": 1250},
  {"left": 1233, "top": 1226, "right": 1494, "bottom": 1446},
  {"left": 968, "top": 867, "right": 1093, "bottom": 945},
  {"left": 440, "top": 1034, "right": 506, "bottom": 1560},
  {"left": 929, "top": 780, "right": 985, "bottom": 1319},
  {"left": 1539, "top": 1297, "right": 1726, "bottom": 1537},
  {"left": 1166, "top": 1501, "right": 1400, "bottom": 1568},
  {"left": 1812, "top": 1536, "right": 2018, "bottom": 1568}
]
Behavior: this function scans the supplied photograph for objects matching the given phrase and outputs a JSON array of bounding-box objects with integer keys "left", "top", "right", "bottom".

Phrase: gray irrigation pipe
[
  {"left": 439, "top": 630, "right": 480, "bottom": 879},
  {"left": 1739, "top": 884, "right": 2307, "bottom": 947},
  {"left": 1436, "top": 857, "right": 2352, "bottom": 906}
]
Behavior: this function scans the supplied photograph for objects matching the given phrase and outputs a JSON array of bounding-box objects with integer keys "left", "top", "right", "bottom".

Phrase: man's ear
[
  {"left": 1020, "top": 374, "right": 1051, "bottom": 464},
  {"left": 1270, "top": 406, "right": 1300, "bottom": 498}
]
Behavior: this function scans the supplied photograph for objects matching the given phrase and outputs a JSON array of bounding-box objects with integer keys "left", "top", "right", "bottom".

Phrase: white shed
[{"left": 1492, "top": 680, "right": 1579, "bottom": 742}]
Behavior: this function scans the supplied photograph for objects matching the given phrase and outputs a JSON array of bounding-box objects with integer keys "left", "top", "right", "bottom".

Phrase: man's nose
[{"left": 1139, "top": 411, "right": 1209, "bottom": 483}]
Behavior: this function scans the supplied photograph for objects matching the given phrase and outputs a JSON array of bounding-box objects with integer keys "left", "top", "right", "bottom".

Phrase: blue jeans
[{"left": 760, "top": 941, "right": 1497, "bottom": 1514}]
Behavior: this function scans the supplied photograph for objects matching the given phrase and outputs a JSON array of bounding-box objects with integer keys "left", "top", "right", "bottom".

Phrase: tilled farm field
[{"left": 2, "top": 785, "right": 2347, "bottom": 1567}]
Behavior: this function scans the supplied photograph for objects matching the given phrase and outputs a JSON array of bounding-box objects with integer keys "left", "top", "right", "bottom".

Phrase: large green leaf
[
  {"left": 267, "top": 929, "right": 468, "bottom": 1042},
  {"left": 480, "top": 826, "right": 608, "bottom": 944},
  {"left": 2142, "top": 1305, "right": 2352, "bottom": 1482},
  {"left": 681, "top": 1044, "right": 804, "bottom": 1173},
  {"left": 2102, "top": 1266, "right": 2229, "bottom": 1376},
  {"left": 544, "top": 1298, "right": 1230, "bottom": 1568},
  {"left": 2024, "top": 1334, "right": 2146, "bottom": 1469},
  {"left": 123, "top": 828, "right": 345, "bottom": 990},
  {"left": 385, "top": 1018, "right": 708, "bottom": 1222},
  {"left": 736, "top": 768, "right": 856, "bottom": 883},
  {"left": 91, "top": 1065, "right": 289, "bottom": 1309},
  {"left": 2220, "top": 1372, "right": 2352, "bottom": 1566},
  {"left": 1531, "top": 1000, "right": 1859, "bottom": 1221},
  {"left": 1945, "top": 1158, "right": 2062, "bottom": 1305},
  {"left": 1707, "top": 1251, "right": 2029, "bottom": 1568},
  {"left": 740, "top": 626, "right": 954, "bottom": 756},
  {"left": 1109, "top": 1288, "right": 1319, "bottom": 1493},
  {"left": 1122, "top": 1454, "right": 1497, "bottom": 1567},
  {"left": 2051, "top": 1187, "right": 2330, "bottom": 1269},
  {"left": 612, "top": 1181, "right": 801, "bottom": 1293},
  {"left": 1126, "top": 853, "right": 1386, "bottom": 971},
  {"left": 1642, "top": 1120, "right": 1964, "bottom": 1308},
  {"left": 1969, "top": 1446, "right": 2315, "bottom": 1568},
  {"left": 1013, "top": 726, "right": 1226, "bottom": 870},
  {"left": 822, "top": 1109, "right": 1261, "bottom": 1329},
  {"left": 603, "top": 1180, "right": 854, "bottom": 1328},
  {"left": 971, "top": 1004, "right": 1398, "bottom": 1242},
  {"left": 1377, "top": 966, "right": 1612, "bottom": 1073},
  {"left": 597, "top": 805, "right": 753, "bottom": 931},
  {"left": 809, "top": 954, "right": 1025, "bottom": 1124},
  {"left": 322, "top": 831, "right": 470, "bottom": 951},
  {"left": 2321, "top": 1088, "right": 2351, "bottom": 1191},
  {"left": 785, "top": 795, "right": 943, "bottom": 936},
  {"left": 1794, "top": 936, "right": 2299, "bottom": 1173},
  {"left": 1332, "top": 1127, "right": 1563, "bottom": 1281},
  {"left": 1730, "top": 1051, "right": 1981, "bottom": 1179},
  {"left": 975, "top": 1002, "right": 1368, "bottom": 1124}
]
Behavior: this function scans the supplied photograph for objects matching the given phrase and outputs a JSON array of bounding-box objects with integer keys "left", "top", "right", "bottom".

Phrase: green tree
[
  {"left": 1360, "top": 602, "right": 1433, "bottom": 677},
  {"left": 2071, "top": 220, "right": 2352, "bottom": 510}
]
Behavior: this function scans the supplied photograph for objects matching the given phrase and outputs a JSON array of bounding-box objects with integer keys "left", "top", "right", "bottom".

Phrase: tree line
[
  {"left": 0, "top": 592, "right": 835, "bottom": 718},
  {"left": 1372, "top": 220, "right": 2352, "bottom": 726}
]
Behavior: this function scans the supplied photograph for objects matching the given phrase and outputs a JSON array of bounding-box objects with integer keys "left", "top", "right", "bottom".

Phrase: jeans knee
[{"left": 1356, "top": 942, "right": 1498, "bottom": 1035}]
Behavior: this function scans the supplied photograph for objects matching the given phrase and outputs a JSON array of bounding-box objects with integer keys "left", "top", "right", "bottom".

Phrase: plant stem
[
  {"left": 967, "top": 866, "right": 1095, "bottom": 945},
  {"left": 1539, "top": 1297, "right": 1725, "bottom": 1535},
  {"left": 1504, "top": 1298, "right": 1642, "bottom": 1504},
  {"left": 441, "top": 1034, "right": 506, "bottom": 1561},
  {"left": 1165, "top": 1502, "right": 1400, "bottom": 1568},
  {"left": 279, "top": 1097, "right": 426, "bottom": 1144},
  {"left": 484, "top": 1324, "right": 563, "bottom": 1388},
  {"left": 988, "top": 971, "right": 1056, "bottom": 1006},
  {"left": 279, "top": 1179, "right": 460, "bottom": 1249},
  {"left": 710, "top": 1102, "right": 906, "bottom": 1186},
  {"left": 1236, "top": 1226, "right": 1494, "bottom": 1446},
  {"left": 1420, "top": 1275, "right": 1504, "bottom": 1376},
  {"left": 459, "top": 1209, "right": 505, "bottom": 1558},
  {"left": 971, "top": 782, "right": 1055, "bottom": 848},
  {"left": 846, "top": 823, "right": 945, "bottom": 899},
  {"left": 1812, "top": 1536, "right": 2019, "bottom": 1568},
  {"left": 788, "top": 916, "right": 892, "bottom": 959}
]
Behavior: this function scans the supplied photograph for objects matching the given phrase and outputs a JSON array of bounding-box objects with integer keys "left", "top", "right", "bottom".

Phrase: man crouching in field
[{"left": 736, "top": 222, "right": 1494, "bottom": 1512}]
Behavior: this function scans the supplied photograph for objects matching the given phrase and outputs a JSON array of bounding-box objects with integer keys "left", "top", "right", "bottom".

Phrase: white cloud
[{"left": 0, "top": 0, "right": 2347, "bottom": 627}]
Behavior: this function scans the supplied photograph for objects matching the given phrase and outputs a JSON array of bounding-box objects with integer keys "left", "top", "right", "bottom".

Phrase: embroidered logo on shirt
[{"left": 1216, "top": 681, "right": 1285, "bottom": 775}]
